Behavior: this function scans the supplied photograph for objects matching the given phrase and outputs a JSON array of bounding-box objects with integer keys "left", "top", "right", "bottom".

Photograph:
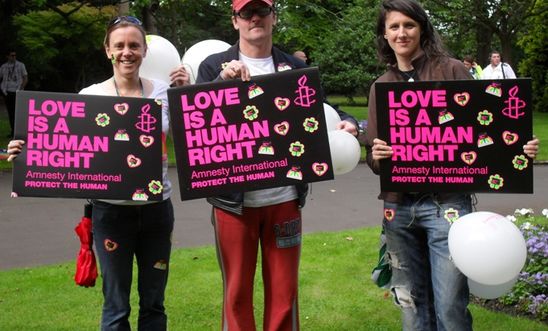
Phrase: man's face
[
  {"left": 7, "top": 53, "right": 16, "bottom": 63},
  {"left": 232, "top": 1, "right": 276, "bottom": 45},
  {"left": 294, "top": 51, "right": 307, "bottom": 62},
  {"left": 463, "top": 60, "right": 472, "bottom": 69},
  {"left": 490, "top": 53, "right": 501, "bottom": 66}
]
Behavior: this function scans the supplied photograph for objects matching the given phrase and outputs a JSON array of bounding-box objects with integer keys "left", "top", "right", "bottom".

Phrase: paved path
[{"left": 1, "top": 164, "right": 547, "bottom": 270}]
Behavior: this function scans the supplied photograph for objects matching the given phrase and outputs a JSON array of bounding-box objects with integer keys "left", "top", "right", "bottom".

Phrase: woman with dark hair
[
  {"left": 7, "top": 16, "right": 189, "bottom": 330},
  {"left": 365, "top": 1, "right": 539, "bottom": 330}
]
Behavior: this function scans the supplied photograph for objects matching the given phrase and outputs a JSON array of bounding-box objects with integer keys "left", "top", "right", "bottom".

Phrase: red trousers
[{"left": 212, "top": 200, "right": 302, "bottom": 331}]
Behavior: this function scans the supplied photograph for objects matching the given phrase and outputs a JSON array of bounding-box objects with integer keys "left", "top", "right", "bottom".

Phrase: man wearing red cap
[{"left": 196, "top": 1, "right": 358, "bottom": 330}]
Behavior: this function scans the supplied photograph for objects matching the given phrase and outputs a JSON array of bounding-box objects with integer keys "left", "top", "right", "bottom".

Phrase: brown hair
[
  {"left": 375, "top": 0, "right": 448, "bottom": 65},
  {"left": 103, "top": 19, "right": 147, "bottom": 47},
  {"left": 463, "top": 55, "right": 475, "bottom": 63}
]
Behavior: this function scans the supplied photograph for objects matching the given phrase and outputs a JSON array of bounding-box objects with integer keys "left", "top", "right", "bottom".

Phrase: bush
[{"left": 493, "top": 209, "right": 548, "bottom": 322}]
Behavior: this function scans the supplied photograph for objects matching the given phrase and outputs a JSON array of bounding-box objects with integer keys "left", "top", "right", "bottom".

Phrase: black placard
[
  {"left": 375, "top": 79, "right": 533, "bottom": 193},
  {"left": 168, "top": 67, "right": 334, "bottom": 200},
  {"left": 12, "top": 91, "right": 163, "bottom": 200}
]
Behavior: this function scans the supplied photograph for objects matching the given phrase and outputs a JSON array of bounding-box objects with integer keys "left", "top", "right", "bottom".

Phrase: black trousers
[{"left": 2, "top": 91, "right": 16, "bottom": 137}]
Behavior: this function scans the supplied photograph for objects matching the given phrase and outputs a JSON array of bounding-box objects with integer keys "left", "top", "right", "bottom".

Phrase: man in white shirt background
[
  {"left": 481, "top": 50, "right": 516, "bottom": 79},
  {"left": 0, "top": 50, "right": 28, "bottom": 138}
]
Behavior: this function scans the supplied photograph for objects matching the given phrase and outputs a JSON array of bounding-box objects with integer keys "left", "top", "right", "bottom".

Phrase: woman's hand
[
  {"left": 523, "top": 137, "right": 540, "bottom": 159},
  {"left": 371, "top": 138, "right": 393, "bottom": 161},
  {"left": 169, "top": 65, "right": 191, "bottom": 87},
  {"left": 221, "top": 60, "right": 251, "bottom": 81},
  {"left": 7, "top": 140, "right": 25, "bottom": 162}
]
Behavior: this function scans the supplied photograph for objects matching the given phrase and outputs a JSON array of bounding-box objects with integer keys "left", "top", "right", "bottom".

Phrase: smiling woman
[
  {"left": 364, "top": 1, "right": 540, "bottom": 331},
  {"left": 5, "top": 15, "right": 190, "bottom": 330}
]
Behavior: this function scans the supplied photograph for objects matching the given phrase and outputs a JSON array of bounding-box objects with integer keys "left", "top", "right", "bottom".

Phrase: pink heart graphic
[
  {"left": 502, "top": 131, "right": 519, "bottom": 145},
  {"left": 140, "top": 135, "right": 154, "bottom": 147},
  {"left": 274, "top": 121, "right": 290, "bottom": 135},
  {"left": 114, "top": 103, "right": 129, "bottom": 115},
  {"left": 127, "top": 154, "right": 142, "bottom": 168},
  {"left": 384, "top": 209, "right": 395, "bottom": 222},
  {"left": 453, "top": 92, "right": 470, "bottom": 106},
  {"left": 460, "top": 151, "right": 477, "bottom": 165},
  {"left": 274, "top": 97, "right": 290, "bottom": 111},
  {"left": 312, "top": 162, "right": 329, "bottom": 176}
]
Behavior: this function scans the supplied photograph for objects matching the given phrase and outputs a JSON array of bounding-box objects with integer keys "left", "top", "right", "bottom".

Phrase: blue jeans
[
  {"left": 92, "top": 199, "right": 174, "bottom": 331},
  {"left": 383, "top": 193, "right": 473, "bottom": 331}
]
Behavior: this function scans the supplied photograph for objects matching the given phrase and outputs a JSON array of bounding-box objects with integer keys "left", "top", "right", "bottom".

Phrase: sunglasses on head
[
  {"left": 108, "top": 16, "right": 142, "bottom": 28},
  {"left": 234, "top": 6, "right": 273, "bottom": 20}
]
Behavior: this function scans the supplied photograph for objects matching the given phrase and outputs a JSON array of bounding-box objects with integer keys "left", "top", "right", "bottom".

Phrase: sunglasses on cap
[
  {"left": 233, "top": 6, "right": 273, "bottom": 20},
  {"left": 108, "top": 16, "right": 142, "bottom": 27}
]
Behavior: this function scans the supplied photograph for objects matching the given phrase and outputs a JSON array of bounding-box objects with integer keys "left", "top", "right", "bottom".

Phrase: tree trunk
[
  {"left": 499, "top": 34, "right": 514, "bottom": 67},
  {"left": 118, "top": 0, "right": 129, "bottom": 15},
  {"left": 142, "top": 5, "right": 157, "bottom": 35},
  {"left": 473, "top": 0, "right": 492, "bottom": 67}
]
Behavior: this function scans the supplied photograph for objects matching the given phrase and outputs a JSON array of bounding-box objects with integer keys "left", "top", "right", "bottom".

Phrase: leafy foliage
[
  {"left": 517, "top": 1, "right": 548, "bottom": 113},
  {"left": 13, "top": 2, "right": 116, "bottom": 92},
  {"left": 148, "top": 0, "right": 237, "bottom": 53},
  {"left": 311, "top": 3, "right": 381, "bottom": 98},
  {"left": 484, "top": 209, "right": 548, "bottom": 322},
  {"left": 274, "top": 0, "right": 381, "bottom": 98},
  {"left": 3, "top": 0, "right": 546, "bottom": 103}
]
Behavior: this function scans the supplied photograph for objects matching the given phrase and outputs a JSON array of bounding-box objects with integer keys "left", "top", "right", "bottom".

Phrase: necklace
[
  {"left": 7, "top": 63, "right": 16, "bottom": 81},
  {"left": 113, "top": 77, "right": 144, "bottom": 97},
  {"left": 399, "top": 69, "right": 417, "bottom": 82}
]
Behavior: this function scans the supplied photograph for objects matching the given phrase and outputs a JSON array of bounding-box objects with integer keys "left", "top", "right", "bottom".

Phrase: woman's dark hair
[{"left": 375, "top": 0, "right": 447, "bottom": 65}]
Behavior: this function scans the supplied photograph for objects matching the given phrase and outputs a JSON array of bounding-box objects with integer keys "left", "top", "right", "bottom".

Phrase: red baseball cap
[{"left": 232, "top": 0, "right": 274, "bottom": 12}]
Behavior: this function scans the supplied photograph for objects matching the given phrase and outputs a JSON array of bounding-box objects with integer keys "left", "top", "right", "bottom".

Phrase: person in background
[
  {"left": 293, "top": 50, "right": 308, "bottom": 64},
  {"left": 0, "top": 50, "right": 28, "bottom": 138},
  {"left": 481, "top": 50, "right": 516, "bottom": 79},
  {"left": 7, "top": 16, "right": 189, "bottom": 330},
  {"left": 365, "top": 1, "right": 539, "bottom": 330},
  {"left": 178, "top": 0, "right": 357, "bottom": 330},
  {"left": 462, "top": 55, "right": 482, "bottom": 79}
]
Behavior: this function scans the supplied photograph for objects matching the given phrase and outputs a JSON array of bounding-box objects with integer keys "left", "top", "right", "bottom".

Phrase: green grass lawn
[
  {"left": 533, "top": 111, "right": 548, "bottom": 161},
  {"left": 1, "top": 227, "right": 546, "bottom": 330}
]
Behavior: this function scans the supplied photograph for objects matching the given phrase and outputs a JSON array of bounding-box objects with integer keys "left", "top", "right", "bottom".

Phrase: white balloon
[
  {"left": 468, "top": 276, "right": 518, "bottom": 299},
  {"left": 140, "top": 35, "right": 181, "bottom": 84},
  {"left": 328, "top": 130, "right": 361, "bottom": 175},
  {"left": 181, "top": 39, "right": 231, "bottom": 84},
  {"left": 448, "top": 211, "right": 527, "bottom": 285},
  {"left": 323, "top": 103, "right": 341, "bottom": 131}
]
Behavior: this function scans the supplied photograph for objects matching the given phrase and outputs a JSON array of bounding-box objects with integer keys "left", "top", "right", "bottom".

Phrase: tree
[
  {"left": 423, "top": 0, "right": 542, "bottom": 67},
  {"left": 272, "top": 0, "right": 382, "bottom": 99},
  {"left": 145, "top": 0, "right": 237, "bottom": 53},
  {"left": 13, "top": 3, "right": 116, "bottom": 91},
  {"left": 274, "top": 0, "right": 360, "bottom": 56},
  {"left": 311, "top": 2, "right": 381, "bottom": 100},
  {"left": 517, "top": 1, "right": 548, "bottom": 112}
]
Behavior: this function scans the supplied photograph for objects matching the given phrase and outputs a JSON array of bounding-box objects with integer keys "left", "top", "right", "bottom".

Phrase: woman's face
[
  {"left": 384, "top": 11, "right": 422, "bottom": 63},
  {"left": 105, "top": 26, "right": 146, "bottom": 77}
]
